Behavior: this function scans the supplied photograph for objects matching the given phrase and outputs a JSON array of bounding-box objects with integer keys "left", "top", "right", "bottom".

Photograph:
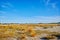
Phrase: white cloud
[
  {"left": 1, "top": 16, "right": 60, "bottom": 23},
  {"left": 28, "top": 16, "right": 60, "bottom": 23}
]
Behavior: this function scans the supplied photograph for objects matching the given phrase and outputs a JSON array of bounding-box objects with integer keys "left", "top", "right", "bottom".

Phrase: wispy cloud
[
  {"left": 0, "top": 1, "right": 15, "bottom": 15},
  {"left": 44, "top": 0, "right": 56, "bottom": 8},
  {"left": 43, "top": 0, "right": 59, "bottom": 14},
  {"left": 1, "top": 2, "right": 14, "bottom": 10},
  {"left": 28, "top": 16, "right": 60, "bottom": 23},
  {"left": 1, "top": 16, "right": 60, "bottom": 23},
  {"left": 40, "top": 0, "right": 58, "bottom": 9}
]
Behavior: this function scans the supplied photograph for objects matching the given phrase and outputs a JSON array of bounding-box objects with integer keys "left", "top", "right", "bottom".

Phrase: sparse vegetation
[{"left": 0, "top": 23, "right": 60, "bottom": 40}]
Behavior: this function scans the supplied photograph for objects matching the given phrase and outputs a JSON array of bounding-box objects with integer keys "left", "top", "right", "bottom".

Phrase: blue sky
[{"left": 0, "top": 0, "right": 60, "bottom": 23}]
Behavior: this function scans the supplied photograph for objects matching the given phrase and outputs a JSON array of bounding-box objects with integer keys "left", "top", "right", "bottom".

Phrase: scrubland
[{"left": 0, "top": 24, "right": 60, "bottom": 40}]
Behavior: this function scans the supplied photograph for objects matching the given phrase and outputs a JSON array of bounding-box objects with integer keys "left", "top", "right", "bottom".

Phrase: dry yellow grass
[{"left": 0, "top": 24, "right": 60, "bottom": 40}]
